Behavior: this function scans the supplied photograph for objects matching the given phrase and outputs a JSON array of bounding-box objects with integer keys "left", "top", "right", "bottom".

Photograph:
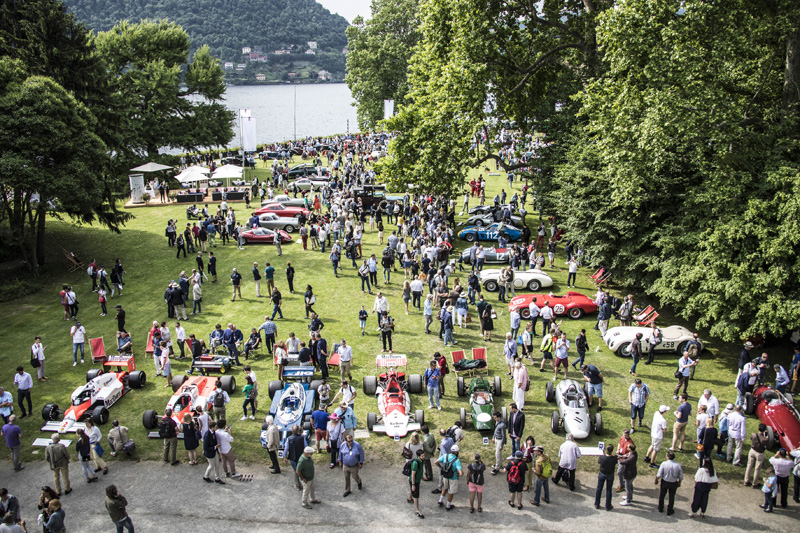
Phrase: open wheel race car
[
  {"left": 744, "top": 385, "right": 800, "bottom": 454},
  {"left": 363, "top": 354, "right": 424, "bottom": 438},
  {"left": 142, "top": 375, "right": 236, "bottom": 438},
  {"left": 266, "top": 379, "right": 324, "bottom": 445},
  {"left": 546, "top": 379, "right": 602, "bottom": 439},
  {"left": 42, "top": 356, "right": 146, "bottom": 433},
  {"left": 457, "top": 376, "right": 504, "bottom": 430}
]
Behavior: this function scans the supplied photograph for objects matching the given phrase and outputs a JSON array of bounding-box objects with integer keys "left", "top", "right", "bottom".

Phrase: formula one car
[
  {"left": 480, "top": 268, "right": 553, "bottom": 292},
  {"left": 254, "top": 203, "right": 310, "bottom": 217},
  {"left": 41, "top": 356, "right": 146, "bottom": 433},
  {"left": 457, "top": 376, "right": 504, "bottom": 431},
  {"left": 546, "top": 379, "right": 602, "bottom": 439},
  {"left": 744, "top": 385, "right": 800, "bottom": 454},
  {"left": 458, "top": 223, "right": 523, "bottom": 243},
  {"left": 249, "top": 213, "right": 300, "bottom": 233},
  {"left": 509, "top": 292, "right": 599, "bottom": 320},
  {"left": 239, "top": 227, "right": 293, "bottom": 245},
  {"left": 363, "top": 354, "right": 424, "bottom": 438},
  {"left": 603, "top": 325, "right": 703, "bottom": 358},
  {"left": 460, "top": 247, "right": 511, "bottom": 266},
  {"left": 142, "top": 375, "right": 236, "bottom": 438},
  {"left": 267, "top": 379, "right": 323, "bottom": 445}
]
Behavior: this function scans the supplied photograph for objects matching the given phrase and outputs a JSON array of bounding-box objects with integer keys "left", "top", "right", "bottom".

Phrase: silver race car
[{"left": 546, "top": 378, "right": 602, "bottom": 439}]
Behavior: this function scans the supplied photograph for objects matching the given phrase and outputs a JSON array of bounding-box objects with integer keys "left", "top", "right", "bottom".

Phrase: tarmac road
[{"left": 2, "top": 455, "right": 797, "bottom": 532}]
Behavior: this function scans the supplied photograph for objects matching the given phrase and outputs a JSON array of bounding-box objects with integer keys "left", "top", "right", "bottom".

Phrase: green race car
[{"left": 457, "top": 376, "right": 504, "bottom": 431}]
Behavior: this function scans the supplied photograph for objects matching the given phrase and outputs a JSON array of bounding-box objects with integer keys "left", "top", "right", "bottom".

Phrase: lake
[{"left": 221, "top": 83, "right": 359, "bottom": 145}]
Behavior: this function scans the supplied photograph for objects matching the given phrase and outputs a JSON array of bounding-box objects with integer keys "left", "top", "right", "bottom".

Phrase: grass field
[{"left": 0, "top": 159, "right": 792, "bottom": 483}]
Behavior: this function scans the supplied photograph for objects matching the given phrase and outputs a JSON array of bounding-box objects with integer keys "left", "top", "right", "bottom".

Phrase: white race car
[
  {"left": 480, "top": 268, "right": 553, "bottom": 292},
  {"left": 603, "top": 325, "right": 702, "bottom": 358},
  {"left": 545, "top": 379, "right": 601, "bottom": 439},
  {"left": 363, "top": 355, "right": 424, "bottom": 438}
]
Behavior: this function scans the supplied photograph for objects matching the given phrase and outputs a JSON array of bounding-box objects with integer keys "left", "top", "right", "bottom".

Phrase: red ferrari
[
  {"left": 745, "top": 385, "right": 800, "bottom": 453},
  {"left": 508, "top": 292, "right": 598, "bottom": 320},
  {"left": 240, "top": 227, "right": 292, "bottom": 245},
  {"left": 254, "top": 203, "right": 310, "bottom": 217}
]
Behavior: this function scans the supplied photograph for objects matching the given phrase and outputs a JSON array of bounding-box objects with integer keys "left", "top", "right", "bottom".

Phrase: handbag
[
  {"left": 401, "top": 445, "right": 412, "bottom": 459},
  {"left": 94, "top": 443, "right": 105, "bottom": 457},
  {"left": 309, "top": 295, "right": 316, "bottom": 304},
  {"left": 695, "top": 443, "right": 704, "bottom": 452},
  {"left": 674, "top": 370, "right": 682, "bottom": 379},
  {"left": 30, "top": 354, "right": 41, "bottom": 368}
]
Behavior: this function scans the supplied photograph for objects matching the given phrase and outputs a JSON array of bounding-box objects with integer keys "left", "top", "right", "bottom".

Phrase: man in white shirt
[
  {"left": 31, "top": 336, "right": 46, "bottom": 381},
  {"left": 12, "top": 367, "right": 33, "bottom": 418},
  {"left": 554, "top": 333, "right": 570, "bottom": 381},
  {"left": 372, "top": 292, "right": 390, "bottom": 315},
  {"left": 175, "top": 322, "right": 187, "bottom": 359},
  {"left": 513, "top": 361, "right": 529, "bottom": 410},
  {"left": 70, "top": 322, "right": 86, "bottom": 366},
  {"left": 646, "top": 405, "right": 669, "bottom": 468},
  {"left": 215, "top": 423, "right": 240, "bottom": 478},
  {"left": 553, "top": 433, "right": 581, "bottom": 491},
  {"left": 697, "top": 389, "right": 720, "bottom": 423},
  {"left": 207, "top": 385, "right": 230, "bottom": 422},
  {"left": 332, "top": 380, "right": 358, "bottom": 408},
  {"left": 338, "top": 340, "right": 354, "bottom": 381},
  {"left": 540, "top": 303, "right": 554, "bottom": 337},
  {"left": 726, "top": 404, "right": 747, "bottom": 466},
  {"left": 84, "top": 419, "right": 108, "bottom": 474},
  {"left": 527, "top": 297, "right": 541, "bottom": 336}
]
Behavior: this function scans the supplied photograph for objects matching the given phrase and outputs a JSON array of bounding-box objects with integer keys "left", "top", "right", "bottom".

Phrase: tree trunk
[
  {"left": 784, "top": 29, "right": 800, "bottom": 114},
  {"left": 36, "top": 203, "right": 46, "bottom": 267}
]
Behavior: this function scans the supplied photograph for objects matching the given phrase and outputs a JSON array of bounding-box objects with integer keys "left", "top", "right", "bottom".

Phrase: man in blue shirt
[
  {"left": 221, "top": 324, "right": 240, "bottom": 365},
  {"left": 258, "top": 316, "right": 277, "bottom": 355},
  {"left": 338, "top": 434, "right": 364, "bottom": 497},
  {"left": 1, "top": 413, "right": 23, "bottom": 470},
  {"left": 311, "top": 406, "right": 329, "bottom": 454},
  {"left": 434, "top": 444, "right": 463, "bottom": 510},
  {"left": 424, "top": 361, "right": 441, "bottom": 410},
  {"left": 264, "top": 263, "right": 276, "bottom": 294}
]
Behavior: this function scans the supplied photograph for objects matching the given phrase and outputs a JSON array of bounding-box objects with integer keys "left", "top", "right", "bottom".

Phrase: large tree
[{"left": 345, "top": 0, "right": 422, "bottom": 130}]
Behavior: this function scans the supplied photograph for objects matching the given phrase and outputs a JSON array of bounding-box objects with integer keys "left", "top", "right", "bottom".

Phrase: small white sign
[
  {"left": 598, "top": 441, "right": 605, "bottom": 451},
  {"left": 394, "top": 435, "right": 400, "bottom": 441},
  {"left": 483, "top": 437, "right": 489, "bottom": 445},
  {"left": 277, "top": 450, "right": 284, "bottom": 459}
]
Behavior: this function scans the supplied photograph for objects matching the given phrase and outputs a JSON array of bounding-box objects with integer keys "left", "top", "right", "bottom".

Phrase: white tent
[
  {"left": 130, "top": 162, "right": 173, "bottom": 173},
  {"left": 175, "top": 167, "right": 210, "bottom": 184},
  {"left": 211, "top": 164, "right": 244, "bottom": 186}
]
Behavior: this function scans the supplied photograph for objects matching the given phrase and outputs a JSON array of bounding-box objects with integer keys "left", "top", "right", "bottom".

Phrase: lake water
[{"left": 221, "top": 83, "right": 359, "bottom": 145}]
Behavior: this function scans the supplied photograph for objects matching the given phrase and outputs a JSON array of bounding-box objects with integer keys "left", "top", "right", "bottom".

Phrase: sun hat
[{"left": 659, "top": 405, "right": 669, "bottom": 412}]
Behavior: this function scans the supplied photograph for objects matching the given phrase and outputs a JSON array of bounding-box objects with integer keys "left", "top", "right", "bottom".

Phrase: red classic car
[
  {"left": 143, "top": 375, "right": 235, "bottom": 438},
  {"left": 745, "top": 385, "right": 800, "bottom": 453},
  {"left": 240, "top": 227, "right": 292, "bottom": 245},
  {"left": 254, "top": 203, "right": 310, "bottom": 217},
  {"left": 508, "top": 292, "right": 598, "bottom": 320}
]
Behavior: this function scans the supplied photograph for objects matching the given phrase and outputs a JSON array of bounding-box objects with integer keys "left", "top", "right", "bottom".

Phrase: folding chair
[
  {"left": 633, "top": 305, "right": 654, "bottom": 323},
  {"left": 638, "top": 312, "right": 659, "bottom": 327},
  {"left": 327, "top": 343, "right": 341, "bottom": 371},
  {"left": 472, "top": 347, "right": 487, "bottom": 364},
  {"left": 596, "top": 270, "right": 613, "bottom": 285},
  {"left": 450, "top": 350, "right": 468, "bottom": 376},
  {"left": 589, "top": 267, "right": 604, "bottom": 282},
  {"left": 145, "top": 331, "right": 155, "bottom": 355},
  {"left": 90, "top": 338, "right": 106, "bottom": 363}
]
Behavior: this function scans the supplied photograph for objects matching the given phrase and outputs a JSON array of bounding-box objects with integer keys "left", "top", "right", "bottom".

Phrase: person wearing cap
[
  {"left": 334, "top": 401, "right": 357, "bottom": 438},
  {"left": 655, "top": 450, "right": 683, "bottom": 515},
  {"left": 530, "top": 445, "right": 551, "bottom": 506},
  {"left": 628, "top": 378, "right": 650, "bottom": 432},
  {"left": 673, "top": 351, "right": 697, "bottom": 400},
  {"left": 467, "top": 453, "right": 486, "bottom": 513},
  {"left": 697, "top": 389, "right": 720, "bottom": 424},
  {"left": 230, "top": 267, "right": 242, "bottom": 301},
  {"left": 434, "top": 443, "right": 463, "bottom": 510},
  {"left": 671, "top": 394, "right": 691, "bottom": 451},
  {"left": 768, "top": 448, "right": 794, "bottom": 508},
  {"left": 338, "top": 433, "right": 364, "bottom": 497},
  {"left": 726, "top": 404, "right": 746, "bottom": 466},
  {"left": 505, "top": 449, "right": 528, "bottom": 509},
  {"left": 297, "top": 446, "right": 320, "bottom": 509},
  {"left": 738, "top": 341, "right": 754, "bottom": 378},
  {"left": 645, "top": 405, "right": 669, "bottom": 468},
  {"left": 553, "top": 433, "right": 581, "bottom": 491}
]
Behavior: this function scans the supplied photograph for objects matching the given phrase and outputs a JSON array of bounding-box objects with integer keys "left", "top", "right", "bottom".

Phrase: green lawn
[{"left": 0, "top": 159, "right": 790, "bottom": 483}]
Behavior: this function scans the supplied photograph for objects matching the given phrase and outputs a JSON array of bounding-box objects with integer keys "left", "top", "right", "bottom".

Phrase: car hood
[{"left": 382, "top": 410, "right": 412, "bottom": 438}]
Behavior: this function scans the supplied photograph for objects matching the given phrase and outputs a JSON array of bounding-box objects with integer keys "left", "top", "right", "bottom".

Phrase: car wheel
[
  {"left": 303, "top": 420, "right": 312, "bottom": 432},
  {"left": 86, "top": 369, "right": 103, "bottom": 382},
  {"left": 568, "top": 308, "right": 584, "bottom": 319},
  {"left": 457, "top": 377, "right": 466, "bottom": 397},
  {"left": 527, "top": 279, "right": 541, "bottom": 291},
  {"left": 545, "top": 380, "right": 555, "bottom": 402},
  {"left": 744, "top": 392, "right": 754, "bottom": 415},
  {"left": 551, "top": 411, "right": 560, "bottom": 434},
  {"left": 309, "top": 380, "right": 324, "bottom": 402},
  {"left": 220, "top": 375, "right": 236, "bottom": 394},
  {"left": 42, "top": 403, "right": 60, "bottom": 421},
  {"left": 268, "top": 380, "right": 284, "bottom": 400},
  {"left": 475, "top": 219, "right": 485, "bottom": 227},
  {"left": 484, "top": 280, "right": 498, "bottom": 292},
  {"left": 415, "top": 409, "right": 424, "bottom": 425},
  {"left": 408, "top": 374, "right": 423, "bottom": 394},
  {"left": 594, "top": 413, "right": 603, "bottom": 435},
  {"left": 172, "top": 375, "right": 188, "bottom": 393},
  {"left": 363, "top": 376, "right": 378, "bottom": 395},
  {"left": 367, "top": 412, "right": 376, "bottom": 431},
  {"left": 284, "top": 225, "right": 295, "bottom": 233},
  {"left": 616, "top": 342, "right": 632, "bottom": 358},
  {"left": 460, "top": 407, "right": 467, "bottom": 428},
  {"left": 464, "top": 233, "right": 476, "bottom": 242},
  {"left": 520, "top": 308, "right": 530, "bottom": 319},
  {"left": 142, "top": 409, "right": 158, "bottom": 430},
  {"left": 129, "top": 370, "right": 146, "bottom": 389},
  {"left": 493, "top": 375, "right": 502, "bottom": 396},
  {"left": 677, "top": 341, "right": 688, "bottom": 356},
  {"left": 91, "top": 405, "right": 110, "bottom": 425},
  {"left": 766, "top": 425, "right": 775, "bottom": 449}
]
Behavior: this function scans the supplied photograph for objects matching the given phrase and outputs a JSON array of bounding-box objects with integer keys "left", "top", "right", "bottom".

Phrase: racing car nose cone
[{"left": 476, "top": 413, "right": 491, "bottom": 424}]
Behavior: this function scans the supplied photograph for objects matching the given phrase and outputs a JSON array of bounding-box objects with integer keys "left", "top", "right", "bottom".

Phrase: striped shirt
[
  {"left": 258, "top": 321, "right": 277, "bottom": 335},
  {"left": 628, "top": 383, "right": 650, "bottom": 407}
]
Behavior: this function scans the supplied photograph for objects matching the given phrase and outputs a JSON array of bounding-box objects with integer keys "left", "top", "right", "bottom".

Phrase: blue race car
[
  {"left": 458, "top": 222, "right": 523, "bottom": 243},
  {"left": 262, "top": 380, "right": 323, "bottom": 447}
]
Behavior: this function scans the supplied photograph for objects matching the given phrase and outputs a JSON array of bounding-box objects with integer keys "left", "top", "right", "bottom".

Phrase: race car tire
[
  {"left": 615, "top": 342, "right": 632, "bottom": 358},
  {"left": 172, "top": 375, "right": 188, "bottom": 392},
  {"left": 303, "top": 420, "right": 312, "bottom": 432},
  {"left": 677, "top": 341, "right": 689, "bottom": 356},
  {"left": 416, "top": 409, "right": 425, "bottom": 425},
  {"left": 475, "top": 219, "right": 485, "bottom": 227},
  {"left": 142, "top": 409, "right": 158, "bottom": 430},
  {"left": 363, "top": 376, "right": 378, "bottom": 396},
  {"left": 367, "top": 412, "right": 376, "bottom": 431},
  {"left": 501, "top": 406, "right": 508, "bottom": 427},
  {"left": 551, "top": 411, "right": 560, "bottom": 434},
  {"left": 408, "top": 374, "right": 423, "bottom": 394},
  {"left": 284, "top": 225, "right": 295, "bottom": 233},
  {"left": 129, "top": 371, "right": 146, "bottom": 389},
  {"left": 744, "top": 392, "right": 754, "bottom": 416},
  {"left": 310, "top": 380, "right": 324, "bottom": 396},
  {"left": 493, "top": 375, "right": 502, "bottom": 396},
  {"left": 483, "top": 280, "right": 498, "bottom": 292},
  {"left": 86, "top": 369, "right": 103, "bottom": 382},
  {"left": 527, "top": 279, "right": 542, "bottom": 291},
  {"left": 568, "top": 308, "right": 584, "bottom": 320},
  {"left": 219, "top": 375, "right": 236, "bottom": 394},
  {"left": 92, "top": 405, "right": 110, "bottom": 425},
  {"left": 766, "top": 425, "right": 775, "bottom": 449},
  {"left": 457, "top": 377, "right": 466, "bottom": 397},
  {"left": 464, "top": 232, "right": 476, "bottom": 242},
  {"left": 268, "top": 380, "right": 284, "bottom": 399},
  {"left": 42, "top": 403, "right": 60, "bottom": 421},
  {"left": 545, "top": 380, "right": 555, "bottom": 402},
  {"left": 460, "top": 407, "right": 467, "bottom": 428},
  {"left": 594, "top": 413, "right": 603, "bottom": 435},
  {"left": 520, "top": 308, "right": 531, "bottom": 319},
  {"left": 584, "top": 381, "right": 590, "bottom": 399}
]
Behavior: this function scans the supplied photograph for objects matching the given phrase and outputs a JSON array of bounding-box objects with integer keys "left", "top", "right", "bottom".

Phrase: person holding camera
[{"left": 104, "top": 485, "right": 133, "bottom": 533}]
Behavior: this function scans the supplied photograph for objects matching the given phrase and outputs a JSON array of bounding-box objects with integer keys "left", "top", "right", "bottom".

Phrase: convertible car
[
  {"left": 458, "top": 223, "right": 523, "bottom": 243},
  {"left": 239, "top": 227, "right": 293, "bottom": 245},
  {"left": 603, "top": 325, "right": 702, "bottom": 358},
  {"left": 142, "top": 375, "right": 235, "bottom": 438},
  {"left": 293, "top": 177, "right": 329, "bottom": 191},
  {"left": 460, "top": 247, "right": 511, "bottom": 266},
  {"left": 546, "top": 379, "right": 602, "bottom": 439},
  {"left": 42, "top": 365, "right": 146, "bottom": 433},
  {"left": 744, "top": 385, "right": 800, "bottom": 454},
  {"left": 509, "top": 292, "right": 598, "bottom": 320},
  {"left": 363, "top": 355, "right": 424, "bottom": 438},
  {"left": 267, "top": 380, "right": 323, "bottom": 445},
  {"left": 251, "top": 213, "right": 300, "bottom": 233},
  {"left": 461, "top": 211, "right": 525, "bottom": 228},
  {"left": 480, "top": 268, "right": 553, "bottom": 292},
  {"left": 254, "top": 203, "right": 310, "bottom": 217},
  {"left": 457, "top": 376, "right": 504, "bottom": 431},
  {"left": 268, "top": 194, "right": 309, "bottom": 207}
]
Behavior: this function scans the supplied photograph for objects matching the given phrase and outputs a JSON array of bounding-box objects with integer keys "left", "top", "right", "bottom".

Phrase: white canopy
[
  {"left": 130, "top": 162, "right": 172, "bottom": 173},
  {"left": 212, "top": 164, "right": 244, "bottom": 179},
  {"left": 175, "top": 167, "right": 210, "bottom": 183}
]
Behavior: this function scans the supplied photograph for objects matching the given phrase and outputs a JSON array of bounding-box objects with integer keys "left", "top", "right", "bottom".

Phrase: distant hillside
[{"left": 63, "top": 0, "right": 350, "bottom": 82}]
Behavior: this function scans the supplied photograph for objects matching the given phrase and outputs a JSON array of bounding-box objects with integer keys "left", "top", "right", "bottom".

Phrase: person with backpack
[
  {"left": 553, "top": 433, "right": 581, "bottom": 491},
  {"left": 434, "top": 444, "right": 463, "bottom": 511},
  {"left": 405, "top": 448, "right": 425, "bottom": 519},
  {"left": 159, "top": 408, "right": 179, "bottom": 465},
  {"left": 207, "top": 383, "right": 230, "bottom": 422},
  {"left": 467, "top": 453, "right": 486, "bottom": 513},
  {"left": 505, "top": 450, "right": 528, "bottom": 509},
  {"left": 530, "top": 445, "right": 551, "bottom": 506},
  {"left": 421, "top": 425, "right": 437, "bottom": 482}
]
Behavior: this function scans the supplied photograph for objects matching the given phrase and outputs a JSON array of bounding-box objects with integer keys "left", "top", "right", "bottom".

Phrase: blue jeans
[
  {"left": 573, "top": 351, "right": 586, "bottom": 368},
  {"left": 383, "top": 267, "right": 391, "bottom": 282},
  {"left": 193, "top": 298, "right": 202, "bottom": 313},
  {"left": 320, "top": 240, "right": 326, "bottom": 253},
  {"left": 534, "top": 478, "right": 549, "bottom": 504},
  {"left": 226, "top": 342, "right": 240, "bottom": 365},
  {"left": 595, "top": 472, "right": 613, "bottom": 509},
  {"left": 73, "top": 342, "right": 84, "bottom": 363},
  {"left": 361, "top": 277, "right": 371, "bottom": 292},
  {"left": 631, "top": 353, "right": 639, "bottom": 373},
  {"left": 332, "top": 260, "right": 339, "bottom": 277},
  {"left": 542, "top": 319, "right": 550, "bottom": 336},
  {"left": 428, "top": 387, "right": 440, "bottom": 408},
  {"left": 114, "top": 515, "right": 135, "bottom": 533},
  {"left": 271, "top": 304, "right": 283, "bottom": 320},
  {"left": 468, "top": 286, "right": 476, "bottom": 305},
  {"left": 444, "top": 328, "right": 455, "bottom": 346},
  {"left": 510, "top": 436, "right": 520, "bottom": 455}
]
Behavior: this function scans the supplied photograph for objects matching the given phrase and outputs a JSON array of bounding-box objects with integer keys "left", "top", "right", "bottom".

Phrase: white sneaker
[
  {"left": 620, "top": 500, "right": 629, "bottom": 506},
  {"left": 240, "top": 416, "right": 248, "bottom": 421},
  {"left": 437, "top": 406, "right": 442, "bottom": 411},
  {"left": 73, "top": 362, "right": 77, "bottom": 367},
  {"left": 249, "top": 416, "right": 255, "bottom": 420},
  {"left": 427, "top": 405, "right": 434, "bottom": 409}
]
